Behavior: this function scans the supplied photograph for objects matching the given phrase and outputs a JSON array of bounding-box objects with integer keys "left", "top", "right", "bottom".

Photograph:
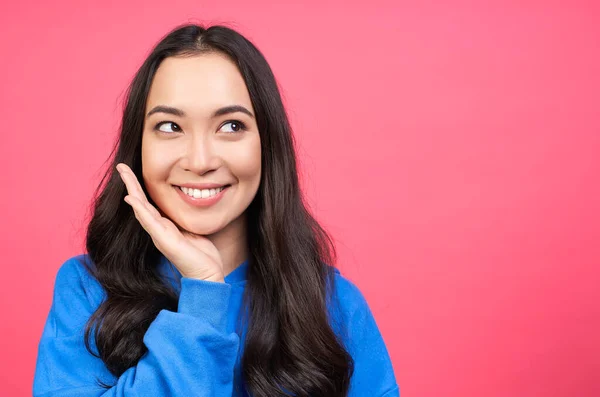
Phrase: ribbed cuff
[{"left": 178, "top": 277, "right": 232, "bottom": 330}]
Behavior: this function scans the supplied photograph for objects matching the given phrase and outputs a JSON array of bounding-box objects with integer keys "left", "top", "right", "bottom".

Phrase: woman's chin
[{"left": 176, "top": 221, "right": 223, "bottom": 237}]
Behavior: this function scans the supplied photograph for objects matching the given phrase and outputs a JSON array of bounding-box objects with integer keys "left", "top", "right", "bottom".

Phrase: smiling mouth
[{"left": 175, "top": 185, "right": 231, "bottom": 199}]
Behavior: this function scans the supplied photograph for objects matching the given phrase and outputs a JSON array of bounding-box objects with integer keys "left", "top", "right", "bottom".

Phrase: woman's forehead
[{"left": 146, "top": 54, "right": 254, "bottom": 117}]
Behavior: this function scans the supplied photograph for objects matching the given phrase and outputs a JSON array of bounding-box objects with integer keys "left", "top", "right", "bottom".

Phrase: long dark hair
[{"left": 82, "top": 23, "right": 354, "bottom": 396}]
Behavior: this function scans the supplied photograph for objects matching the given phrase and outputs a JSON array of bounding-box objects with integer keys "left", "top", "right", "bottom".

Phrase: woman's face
[{"left": 141, "top": 53, "right": 261, "bottom": 237}]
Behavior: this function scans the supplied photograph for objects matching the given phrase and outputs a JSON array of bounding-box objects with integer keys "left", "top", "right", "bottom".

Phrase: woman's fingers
[
  {"left": 116, "top": 163, "right": 224, "bottom": 281},
  {"left": 117, "top": 163, "right": 148, "bottom": 205},
  {"left": 125, "top": 194, "right": 214, "bottom": 274},
  {"left": 143, "top": 199, "right": 163, "bottom": 219},
  {"left": 117, "top": 163, "right": 164, "bottom": 228},
  {"left": 117, "top": 164, "right": 170, "bottom": 221},
  {"left": 124, "top": 195, "right": 166, "bottom": 237}
]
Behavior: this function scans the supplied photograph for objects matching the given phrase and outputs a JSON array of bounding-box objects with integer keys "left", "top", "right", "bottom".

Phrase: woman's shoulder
[
  {"left": 52, "top": 254, "right": 106, "bottom": 312},
  {"left": 331, "top": 266, "right": 371, "bottom": 303},
  {"left": 328, "top": 266, "right": 377, "bottom": 329},
  {"left": 329, "top": 267, "right": 399, "bottom": 395},
  {"left": 53, "top": 256, "right": 374, "bottom": 320},
  {"left": 38, "top": 254, "right": 105, "bottom": 340},
  {"left": 55, "top": 253, "right": 99, "bottom": 281}
]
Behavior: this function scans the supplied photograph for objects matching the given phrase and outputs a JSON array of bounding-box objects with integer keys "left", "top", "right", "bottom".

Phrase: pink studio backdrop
[{"left": 1, "top": 1, "right": 599, "bottom": 396}]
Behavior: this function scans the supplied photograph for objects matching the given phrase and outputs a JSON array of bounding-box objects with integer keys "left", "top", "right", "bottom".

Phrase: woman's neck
[{"left": 206, "top": 212, "right": 249, "bottom": 277}]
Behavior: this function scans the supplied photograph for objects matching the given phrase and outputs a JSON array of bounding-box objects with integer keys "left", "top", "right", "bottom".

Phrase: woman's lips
[{"left": 174, "top": 184, "right": 230, "bottom": 207}]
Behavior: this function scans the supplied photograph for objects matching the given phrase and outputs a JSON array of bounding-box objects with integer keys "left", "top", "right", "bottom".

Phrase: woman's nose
[{"left": 182, "top": 134, "right": 220, "bottom": 175}]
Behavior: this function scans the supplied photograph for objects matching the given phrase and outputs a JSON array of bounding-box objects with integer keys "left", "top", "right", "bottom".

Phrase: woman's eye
[
  {"left": 220, "top": 120, "right": 247, "bottom": 133},
  {"left": 155, "top": 121, "right": 181, "bottom": 133}
]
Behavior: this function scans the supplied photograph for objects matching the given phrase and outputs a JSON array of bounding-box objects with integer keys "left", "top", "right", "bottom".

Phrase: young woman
[{"left": 33, "top": 23, "right": 399, "bottom": 397}]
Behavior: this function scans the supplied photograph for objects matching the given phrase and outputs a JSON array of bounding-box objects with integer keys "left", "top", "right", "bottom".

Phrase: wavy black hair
[{"left": 81, "top": 23, "right": 354, "bottom": 396}]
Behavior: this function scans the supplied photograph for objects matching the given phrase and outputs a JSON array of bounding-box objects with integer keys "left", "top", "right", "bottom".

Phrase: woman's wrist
[
  {"left": 203, "top": 275, "right": 225, "bottom": 283},
  {"left": 182, "top": 270, "right": 225, "bottom": 283}
]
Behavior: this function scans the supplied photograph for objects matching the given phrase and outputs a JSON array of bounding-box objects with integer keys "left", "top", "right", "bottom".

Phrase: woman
[{"left": 33, "top": 23, "right": 400, "bottom": 397}]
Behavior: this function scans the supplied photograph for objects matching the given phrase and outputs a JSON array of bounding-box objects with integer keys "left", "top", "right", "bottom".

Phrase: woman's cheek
[{"left": 233, "top": 136, "right": 262, "bottom": 181}]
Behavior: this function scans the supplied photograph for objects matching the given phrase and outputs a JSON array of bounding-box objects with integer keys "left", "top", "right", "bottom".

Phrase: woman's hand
[{"left": 116, "top": 163, "right": 225, "bottom": 283}]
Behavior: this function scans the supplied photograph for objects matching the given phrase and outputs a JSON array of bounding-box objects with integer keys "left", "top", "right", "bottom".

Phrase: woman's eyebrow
[
  {"left": 146, "top": 105, "right": 255, "bottom": 119},
  {"left": 213, "top": 105, "right": 255, "bottom": 119}
]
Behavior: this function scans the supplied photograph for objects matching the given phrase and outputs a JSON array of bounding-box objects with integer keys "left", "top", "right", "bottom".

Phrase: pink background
[{"left": 1, "top": 1, "right": 599, "bottom": 396}]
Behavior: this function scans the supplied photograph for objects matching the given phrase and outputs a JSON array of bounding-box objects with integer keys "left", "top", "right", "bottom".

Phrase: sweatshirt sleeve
[
  {"left": 333, "top": 274, "right": 400, "bottom": 397},
  {"left": 33, "top": 256, "right": 240, "bottom": 397}
]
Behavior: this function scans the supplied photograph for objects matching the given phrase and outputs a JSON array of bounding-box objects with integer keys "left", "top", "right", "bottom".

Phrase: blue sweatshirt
[{"left": 33, "top": 254, "right": 400, "bottom": 396}]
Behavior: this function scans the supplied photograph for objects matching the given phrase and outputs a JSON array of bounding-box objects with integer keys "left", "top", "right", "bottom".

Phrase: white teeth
[{"left": 179, "top": 186, "right": 225, "bottom": 199}]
